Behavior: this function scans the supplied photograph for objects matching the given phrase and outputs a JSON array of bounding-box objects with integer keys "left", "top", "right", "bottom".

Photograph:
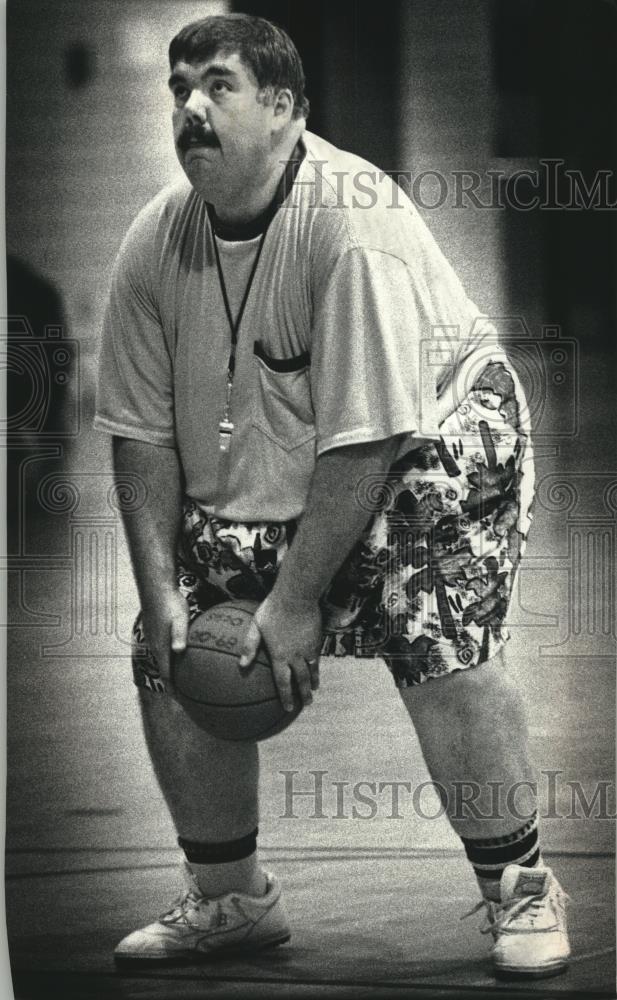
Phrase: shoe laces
[
  {"left": 160, "top": 865, "right": 243, "bottom": 931},
  {"left": 160, "top": 887, "right": 205, "bottom": 927},
  {"left": 462, "top": 885, "right": 569, "bottom": 936}
]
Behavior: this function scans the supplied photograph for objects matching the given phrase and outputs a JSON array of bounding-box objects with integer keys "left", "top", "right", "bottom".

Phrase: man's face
[{"left": 169, "top": 51, "right": 277, "bottom": 201}]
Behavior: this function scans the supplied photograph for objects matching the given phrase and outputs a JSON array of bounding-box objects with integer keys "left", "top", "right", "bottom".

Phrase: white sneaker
[
  {"left": 469, "top": 864, "right": 571, "bottom": 978},
  {"left": 114, "top": 866, "right": 291, "bottom": 964}
]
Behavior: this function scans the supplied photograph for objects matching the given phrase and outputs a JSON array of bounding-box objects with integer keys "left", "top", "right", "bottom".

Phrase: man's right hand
[{"left": 140, "top": 588, "right": 189, "bottom": 691}]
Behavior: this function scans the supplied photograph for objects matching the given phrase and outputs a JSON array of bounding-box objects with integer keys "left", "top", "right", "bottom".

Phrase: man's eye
[
  {"left": 173, "top": 86, "right": 189, "bottom": 103},
  {"left": 211, "top": 80, "right": 230, "bottom": 95}
]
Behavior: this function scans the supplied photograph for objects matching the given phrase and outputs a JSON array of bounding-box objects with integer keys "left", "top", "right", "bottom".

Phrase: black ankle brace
[
  {"left": 178, "top": 827, "right": 258, "bottom": 864},
  {"left": 460, "top": 813, "right": 539, "bottom": 881}
]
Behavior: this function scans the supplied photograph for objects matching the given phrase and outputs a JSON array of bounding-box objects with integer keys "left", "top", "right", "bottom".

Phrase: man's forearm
[
  {"left": 112, "top": 437, "right": 183, "bottom": 601},
  {"left": 271, "top": 435, "right": 402, "bottom": 608}
]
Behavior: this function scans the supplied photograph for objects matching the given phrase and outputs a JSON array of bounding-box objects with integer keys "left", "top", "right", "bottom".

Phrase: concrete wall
[
  {"left": 398, "top": 0, "right": 505, "bottom": 311},
  {"left": 7, "top": 0, "right": 228, "bottom": 389}
]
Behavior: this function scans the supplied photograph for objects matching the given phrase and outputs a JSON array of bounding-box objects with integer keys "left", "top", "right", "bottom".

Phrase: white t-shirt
[{"left": 95, "top": 130, "right": 499, "bottom": 521}]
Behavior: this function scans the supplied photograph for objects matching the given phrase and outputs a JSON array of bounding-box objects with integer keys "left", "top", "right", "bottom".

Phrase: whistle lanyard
[{"left": 212, "top": 227, "right": 268, "bottom": 452}]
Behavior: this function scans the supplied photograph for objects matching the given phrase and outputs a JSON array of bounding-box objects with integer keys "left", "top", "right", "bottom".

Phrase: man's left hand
[{"left": 238, "top": 594, "right": 322, "bottom": 712}]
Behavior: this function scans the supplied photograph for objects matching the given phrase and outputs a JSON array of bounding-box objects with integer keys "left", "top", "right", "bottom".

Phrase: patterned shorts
[{"left": 132, "top": 360, "right": 534, "bottom": 691}]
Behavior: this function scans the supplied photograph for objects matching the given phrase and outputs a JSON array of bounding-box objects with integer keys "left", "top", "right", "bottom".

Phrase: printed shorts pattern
[{"left": 132, "top": 360, "right": 534, "bottom": 691}]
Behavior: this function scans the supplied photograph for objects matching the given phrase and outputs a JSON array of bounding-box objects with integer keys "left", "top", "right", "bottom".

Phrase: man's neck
[{"left": 212, "top": 124, "right": 305, "bottom": 228}]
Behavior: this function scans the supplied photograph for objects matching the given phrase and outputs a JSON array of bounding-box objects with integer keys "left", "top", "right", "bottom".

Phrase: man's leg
[
  {"left": 114, "top": 685, "right": 290, "bottom": 963},
  {"left": 397, "top": 648, "right": 570, "bottom": 978},
  {"left": 138, "top": 687, "right": 266, "bottom": 897},
  {"left": 398, "top": 649, "right": 537, "bottom": 870},
  {"left": 114, "top": 505, "right": 297, "bottom": 963},
  {"left": 129, "top": 503, "right": 289, "bottom": 899}
]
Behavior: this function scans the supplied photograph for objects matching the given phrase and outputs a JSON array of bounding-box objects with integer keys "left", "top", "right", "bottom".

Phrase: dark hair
[{"left": 169, "top": 13, "right": 310, "bottom": 121}]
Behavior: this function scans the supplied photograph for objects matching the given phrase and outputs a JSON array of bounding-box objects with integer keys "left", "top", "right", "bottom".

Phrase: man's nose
[{"left": 184, "top": 89, "right": 209, "bottom": 122}]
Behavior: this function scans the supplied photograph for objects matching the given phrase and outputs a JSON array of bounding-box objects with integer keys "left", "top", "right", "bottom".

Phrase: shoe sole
[
  {"left": 494, "top": 959, "right": 569, "bottom": 980},
  {"left": 114, "top": 932, "right": 291, "bottom": 967}
]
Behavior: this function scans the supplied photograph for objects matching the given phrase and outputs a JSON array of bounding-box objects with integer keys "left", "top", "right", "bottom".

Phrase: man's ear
[{"left": 271, "top": 88, "right": 294, "bottom": 132}]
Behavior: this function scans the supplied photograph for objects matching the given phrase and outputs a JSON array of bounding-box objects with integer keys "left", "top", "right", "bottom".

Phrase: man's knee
[{"left": 398, "top": 650, "right": 511, "bottom": 712}]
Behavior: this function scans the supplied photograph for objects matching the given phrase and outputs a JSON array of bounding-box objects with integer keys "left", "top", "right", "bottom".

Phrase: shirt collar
[{"left": 207, "top": 137, "right": 307, "bottom": 242}]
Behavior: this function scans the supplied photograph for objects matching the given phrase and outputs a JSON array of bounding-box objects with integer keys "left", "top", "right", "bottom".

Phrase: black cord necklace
[{"left": 212, "top": 229, "right": 268, "bottom": 453}]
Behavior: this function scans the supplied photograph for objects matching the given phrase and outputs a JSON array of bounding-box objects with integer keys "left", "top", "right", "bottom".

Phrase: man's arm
[
  {"left": 113, "top": 437, "right": 188, "bottom": 686},
  {"left": 240, "top": 435, "right": 402, "bottom": 710}
]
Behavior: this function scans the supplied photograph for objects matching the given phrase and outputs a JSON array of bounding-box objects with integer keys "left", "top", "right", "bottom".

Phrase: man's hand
[
  {"left": 239, "top": 594, "right": 322, "bottom": 712},
  {"left": 140, "top": 587, "right": 190, "bottom": 691}
]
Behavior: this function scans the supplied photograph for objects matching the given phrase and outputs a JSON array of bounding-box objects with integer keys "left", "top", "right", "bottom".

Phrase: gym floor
[{"left": 6, "top": 354, "right": 616, "bottom": 1000}]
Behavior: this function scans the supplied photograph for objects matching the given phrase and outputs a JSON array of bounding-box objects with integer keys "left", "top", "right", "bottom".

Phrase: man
[{"left": 95, "top": 13, "right": 570, "bottom": 978}]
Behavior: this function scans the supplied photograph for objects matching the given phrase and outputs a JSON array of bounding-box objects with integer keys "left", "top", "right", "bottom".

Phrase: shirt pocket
[{"left": 252, "top": 341, "right": 316, "bottom": 452}]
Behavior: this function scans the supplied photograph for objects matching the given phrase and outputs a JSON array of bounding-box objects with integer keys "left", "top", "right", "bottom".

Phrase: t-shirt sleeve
[
  {"left": 310, "top": 246, "right": 436, "bottom": 456},
  {"left": 93, "top": 218, "right": 175, "bottom": 447}
]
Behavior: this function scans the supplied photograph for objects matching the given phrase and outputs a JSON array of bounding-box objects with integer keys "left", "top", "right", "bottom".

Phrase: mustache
[{"left": 177, "top": 125, "right": 219, "bottom": 153}]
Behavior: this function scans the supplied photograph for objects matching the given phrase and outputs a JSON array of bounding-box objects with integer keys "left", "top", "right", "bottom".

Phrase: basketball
[{"left": 171, "top": 599, "right": 303, "bottom": 742}]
